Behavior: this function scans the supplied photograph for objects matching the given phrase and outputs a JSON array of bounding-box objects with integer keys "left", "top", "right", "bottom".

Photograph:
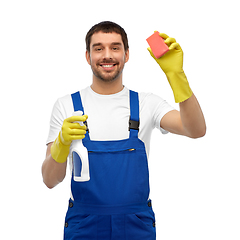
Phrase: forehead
[{"left": 90, "top": 31, "right": 124, "bottom": 47}]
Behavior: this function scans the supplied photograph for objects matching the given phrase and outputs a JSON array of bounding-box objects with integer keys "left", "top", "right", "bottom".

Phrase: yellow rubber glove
[
  {"left": 51, "top": 115, "right": 88, "bottom": 163},
  {"left": 148, "top": 32, "right": 193, "bottom": 103}
]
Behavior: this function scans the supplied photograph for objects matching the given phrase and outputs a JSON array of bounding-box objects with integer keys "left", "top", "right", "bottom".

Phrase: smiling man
[{"left": 42, "top": 21, "right": 206, "bottom": 240}]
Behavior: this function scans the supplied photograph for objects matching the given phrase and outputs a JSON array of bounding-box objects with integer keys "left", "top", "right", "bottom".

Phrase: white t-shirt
[{"left": 46, "top": 86, "right": 174, "bottom": 162}]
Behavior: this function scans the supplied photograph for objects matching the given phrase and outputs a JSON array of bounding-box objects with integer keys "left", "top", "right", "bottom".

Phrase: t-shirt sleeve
[
  {"left": 144, "top": 93, "right": 175, "bottom": 134},
  {"left": 46, "top": 98, "right": 66, "bottom": 145}
]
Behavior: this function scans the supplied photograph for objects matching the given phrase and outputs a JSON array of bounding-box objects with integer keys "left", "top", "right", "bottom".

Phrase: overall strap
[
  {"left": 72, "top": 91, "right": 84, "bottom": 112},
  {"left": 129, "top": 90, "right": 140, "bottom": 138},
  {"left": 71, "top": 91, "right": 90, "bottom": 140}
]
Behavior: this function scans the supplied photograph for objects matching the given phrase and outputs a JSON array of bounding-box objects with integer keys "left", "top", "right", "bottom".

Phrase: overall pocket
[
  {"left": 125, "top": 209, "right": 156, "bottom": 240},
  {"left": 64, "top": 211, "right": 96, "bottom": 240},
  {"left": 86, "top": 147, "right": 149, "bottom": 205}
]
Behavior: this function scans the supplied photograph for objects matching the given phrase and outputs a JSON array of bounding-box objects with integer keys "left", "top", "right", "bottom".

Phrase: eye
[
  {"left": 112, "top": 47, "right": 119, "bottom": 51},
  {"left": 94, "top": 47, "right": 103, "bottom": 52}
]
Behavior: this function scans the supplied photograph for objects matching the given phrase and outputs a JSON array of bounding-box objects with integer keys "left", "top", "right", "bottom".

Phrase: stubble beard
[{"left": 90, "top": 58, "right": 125, "bottom": 83}]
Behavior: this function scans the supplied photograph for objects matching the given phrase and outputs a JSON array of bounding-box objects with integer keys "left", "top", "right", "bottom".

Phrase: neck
[{"left": 91, "top": 76, "right": 124, "bottom": 95}]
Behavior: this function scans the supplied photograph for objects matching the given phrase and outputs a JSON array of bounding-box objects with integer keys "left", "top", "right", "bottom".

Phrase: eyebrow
[{"left": 92, "top": 42, "right": 122, "bottom": 48}]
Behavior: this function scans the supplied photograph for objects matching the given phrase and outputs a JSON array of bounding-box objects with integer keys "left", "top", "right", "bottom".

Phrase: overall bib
[{"left": 64, "top": 90, "right": 156, "bottom": 240}]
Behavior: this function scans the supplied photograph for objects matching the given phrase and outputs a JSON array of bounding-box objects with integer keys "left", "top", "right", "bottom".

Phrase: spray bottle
[{"left": 71, "top": 111, "right": 90, "bottom": 182}]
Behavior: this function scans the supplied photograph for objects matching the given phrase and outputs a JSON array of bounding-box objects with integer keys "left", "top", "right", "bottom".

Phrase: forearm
[
  {"left": 179, "top": 94, "right": 206, "bottom": 138},
  {"left": 42, "top": 143, "right": 67, "bottom": 189}
]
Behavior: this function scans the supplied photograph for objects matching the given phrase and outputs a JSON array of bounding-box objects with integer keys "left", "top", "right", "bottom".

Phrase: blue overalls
[{"left": 64, "top": 90, "right": 156, "bottom": 240}]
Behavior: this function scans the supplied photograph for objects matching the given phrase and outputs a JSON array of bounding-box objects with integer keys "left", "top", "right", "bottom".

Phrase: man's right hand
[
  {"left": 51, "top": 115, "right": 88, "bottom": 163},
  {"left": 60, "top": 115, "right": 88, "bottom": 145}
]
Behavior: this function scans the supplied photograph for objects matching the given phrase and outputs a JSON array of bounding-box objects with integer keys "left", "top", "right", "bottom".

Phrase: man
[{"left": 42, "top": 21, "right": 206, "bottom": 240}]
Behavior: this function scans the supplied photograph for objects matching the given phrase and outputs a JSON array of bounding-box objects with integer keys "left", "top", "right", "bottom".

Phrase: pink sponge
[{"left": 146, "top": 31, "right": 169, "bottom": 58}]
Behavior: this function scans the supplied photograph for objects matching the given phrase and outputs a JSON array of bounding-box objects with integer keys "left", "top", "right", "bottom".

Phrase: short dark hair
[{"left": 85, "top": 21, "right": 129, "bottom": 52}]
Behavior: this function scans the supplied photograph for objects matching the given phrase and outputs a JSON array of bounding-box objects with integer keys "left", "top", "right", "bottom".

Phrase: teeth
[{"left": 102, "top": 65, "right": 114, "bottom": 68}]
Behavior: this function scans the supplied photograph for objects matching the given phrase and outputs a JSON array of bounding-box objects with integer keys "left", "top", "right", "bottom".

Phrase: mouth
[{"left": 100, "top": 63, "right": 117, "bottom": 71}]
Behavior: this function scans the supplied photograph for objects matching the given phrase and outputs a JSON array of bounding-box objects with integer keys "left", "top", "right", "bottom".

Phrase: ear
[
  {"left": 86, "top": 50, "right": 91, "bottom": 65},
  {"left": 125, "top": 49, "right": 129, "bottom": 63}
]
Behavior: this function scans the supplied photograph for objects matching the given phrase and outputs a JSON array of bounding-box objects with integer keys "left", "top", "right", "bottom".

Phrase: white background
[{"left": 1, "top": 1, "right": 239, "bottom": 239}]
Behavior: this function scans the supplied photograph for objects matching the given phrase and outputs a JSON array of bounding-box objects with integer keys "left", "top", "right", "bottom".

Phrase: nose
[{"left": 103, "top": 47, "right": 113, "bottom": 60}]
